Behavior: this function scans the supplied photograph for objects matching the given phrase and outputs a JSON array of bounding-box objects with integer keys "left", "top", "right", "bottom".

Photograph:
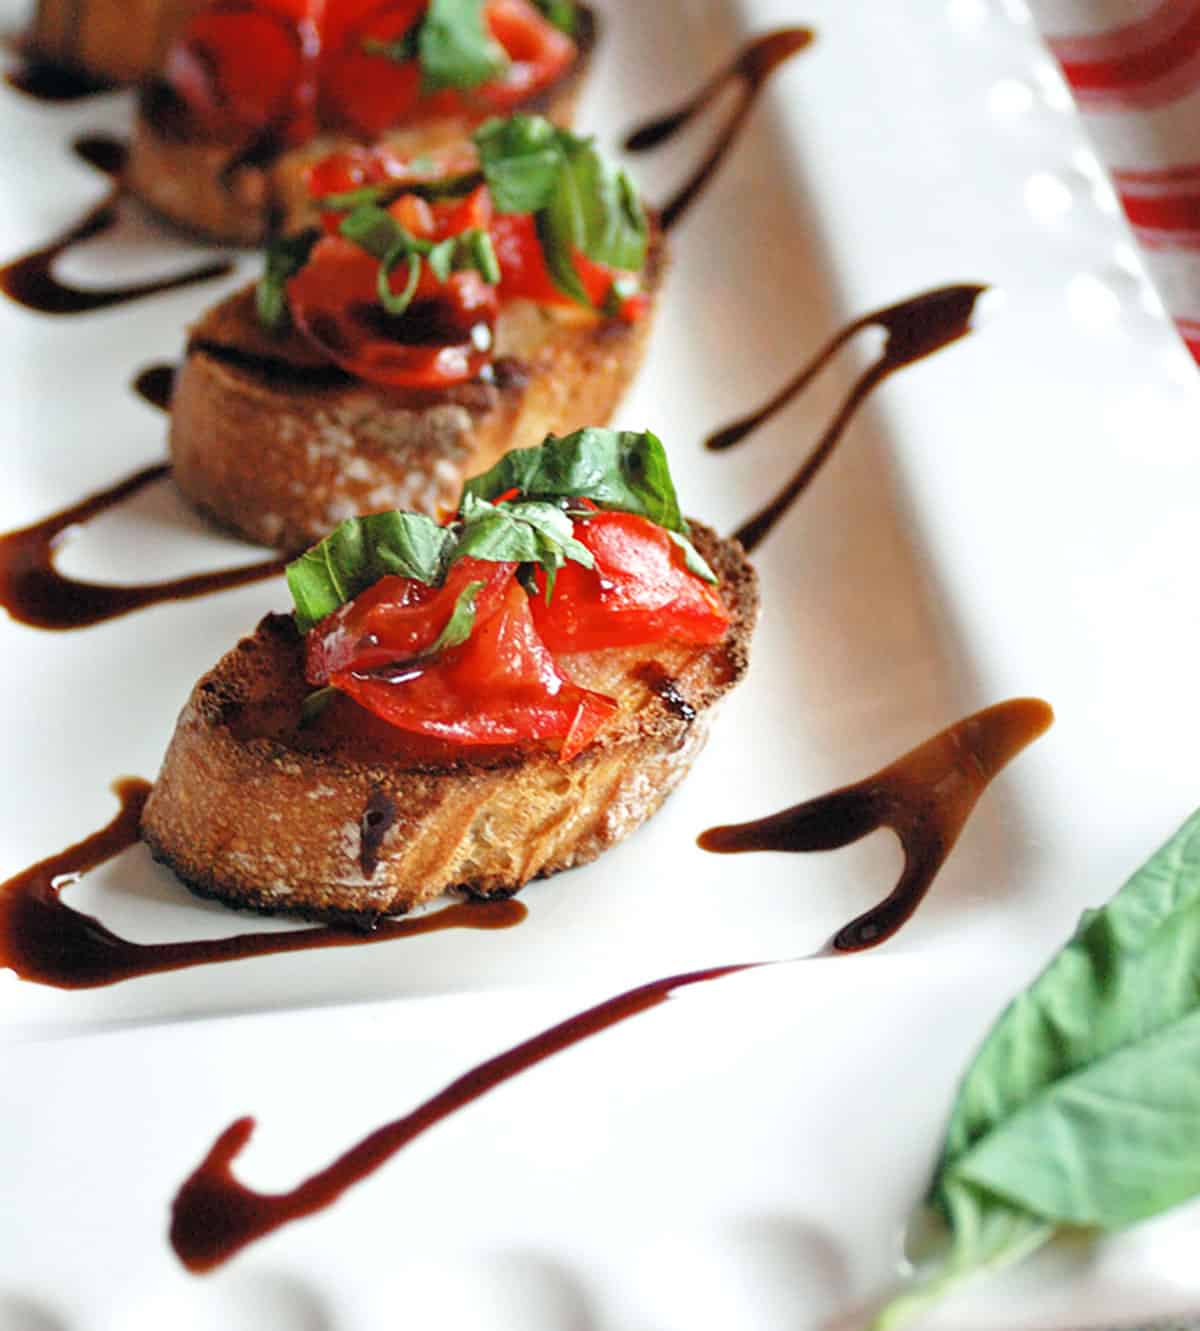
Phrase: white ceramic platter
[{"left": 3, "top": 0, "right": 1200, "bottom": 1324}]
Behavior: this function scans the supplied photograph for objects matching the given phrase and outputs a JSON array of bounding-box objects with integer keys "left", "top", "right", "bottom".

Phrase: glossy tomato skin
[
  {"left": 165, "top": 0, "right": 321, "bottom": 141},
  {"left": 286, "top": 235, "right": 499, "bottom": 388},
  {"left": 325, "top": 579, "right": 617, "bottom": 755},
  {"left": 306, "top": 558, "right": 515, "bottom": 684},
  {"left": 531, "top": 512, "right": 731, "bottom": 652}
]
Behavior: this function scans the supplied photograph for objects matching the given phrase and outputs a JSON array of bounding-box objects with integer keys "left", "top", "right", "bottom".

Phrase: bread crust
[
  {"left": 32, "top": 0, "right": 194, "bottom": 84},
  {"left": 124, "top": 7, "right": 597, "bottom": 246},
  {"left": 140, "top": 524, "right": 758, "bottom": 924},
  {"left": 167, "top": 232, "right": 664, "bottom": 553}
]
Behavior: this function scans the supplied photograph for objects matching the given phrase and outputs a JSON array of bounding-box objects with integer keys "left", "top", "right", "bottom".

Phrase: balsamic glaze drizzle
[
  {"left": 0, "top": 465, "right": 283, "bottom": 631},
  {"left": 171, "top": 961, "right": 747, "bottom": 1273},
  {"left": 0, "top": 779, "right": 526, "bottom": 991},
  {"left": 168, "top": 699, "right": 1050, "bottom": 1271},
  {"left": 700, "top": 698, "right": 1054, "bottom": 950},
  {"left": 4, "top": 59, "right": 116, "bottom": 103},
  {"left": 710, "top": 284, "right": 988, "bottom": 552},
  {"left": 624, "top": 28, "right": 815, "bottom": 233},
  {"left": 0, "top": 133, "right": 234, "bottom": 315},
  {"left": 132, "top": 362, "right": 177, "bottom": 411}
]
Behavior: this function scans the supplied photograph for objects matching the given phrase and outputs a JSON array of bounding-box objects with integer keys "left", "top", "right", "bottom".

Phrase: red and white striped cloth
[{"left": 1029, "top": 0, "right": 1200, "bottom": 360}]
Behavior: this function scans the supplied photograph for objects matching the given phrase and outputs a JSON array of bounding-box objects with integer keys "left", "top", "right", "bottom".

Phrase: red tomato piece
[
  {"left": 166, "top": 4, "right": 313, "bottom": 137},
  {"left": 531, "top": 512, "right": 731, "bottom": 652},
  {"left": 477, "top": 0, "right": 576, "bottom": 110},
  {"left": 286, "top": 235, "right": 498, "bottom": 388},
  {"left": 319, "top": 0, "right": 425, "bottom": 136},
  {"left": 488, "top": 211, "right": 641, "bottom": 317},
  {"left": 329, "top": 579, "right": 618, "bottom": 756},
  {"left": 306, "top": 558, "right": 515, "bottom": 683}
]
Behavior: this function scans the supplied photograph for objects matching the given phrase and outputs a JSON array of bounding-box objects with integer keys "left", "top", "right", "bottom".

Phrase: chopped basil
[
  {"left": 475, "top": 116, "right": 649, "bottom": 307},
  {"left": 287, "top": 431, "right": 713, "bottom": 644},
  {"left": 378, "top": 244, "right": 422, "bottom": 315},
  {"left": 455, "top": 493, "right": 594, "bottom": 599},
  {"left": 419, "top": 0, "right": 508, "bottom": 92},
  {"left": 475, "top": 114, "right": 568, "bottom": 214},
  {"left": 256, "top": 227, "right": 320, "bottom": 331},
  {"left": 532, "top": 0, "right": 576, "bottom": 34},
  {"left": 361, "top": 27, "right": 420, "bottom": 65},
  {"left": 874, "top": 808, "right": 1200, "bottom": 1327},
  {"left": 338, "top": 203, "right": 406, "bottom": 261},
  {"left": 426, "top": 578, "right": 487, "bottom": 655},
  {"left": 286, "top": 512, "right": 454, "bottom": 634}
]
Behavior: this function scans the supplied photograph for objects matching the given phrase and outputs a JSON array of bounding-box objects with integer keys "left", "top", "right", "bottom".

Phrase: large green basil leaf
[
  {"left": 286, "top": 512, "right": 454, "bottom": 633},
  {"left": 544, "top": 130, "right": 648, "bottom": 274},
  {"left": 464, "top": 429, "right": 684, "bottom": 533},
  {"left": 419, "top": 0, "right": 508, "bottom": 92},
  {"left": 475, "top": 114, "right": 567, "bottom": 215},
  {"left": 532, "top": 0, "right": 575, "bottom": 33},
  {"left": 873, "top": 808, "right": 1200, "bottom": 1327}
]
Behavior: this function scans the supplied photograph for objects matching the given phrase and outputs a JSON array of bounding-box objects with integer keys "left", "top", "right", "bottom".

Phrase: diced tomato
[
  {"left": 305, "top": 141, "right": 480, "bottom": 201},
  {"left": 531, "top": 512, "right": 731, "bottom": 652},
  {"left": 166, "top": 2, "right": 318, "bottom": 139},
  {"left": 488, "top": 211, "right": 642, "bottom": 318},
  {"left": 319, "top": 1, "right": 425, "bottom": 136},
  {"left": 328, "top": 579, "right": 617, "bottom": 757},
  {"left": 476, "top": 0, "right": 576, "bottom": 110},
  {"left": 307, "top": 558, "right": 515, "bottom": 682},
  {"left": 286, "top": 235, "right": 498, "bottom": 387}
]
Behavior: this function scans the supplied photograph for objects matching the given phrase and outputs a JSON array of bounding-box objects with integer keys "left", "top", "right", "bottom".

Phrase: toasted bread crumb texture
[
  {"left": 140, "top": 524, "right": 758, "bottom": 921},
  {"left": 169, "top": 240, "right": 663, "bottom": 552}
]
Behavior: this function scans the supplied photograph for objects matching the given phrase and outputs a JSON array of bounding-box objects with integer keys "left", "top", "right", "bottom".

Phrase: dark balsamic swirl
[
  {"left": 167, "top": 701, "right": 1051, "bottom": 1271},
  {"left": 700, "top": 699, "right": 1054, "bottom": 949},
  {"left": 0, "top": 779, "right": 526, "bottom": 990},
  {"left": 711, "top": 284, "right": 988, "bottom": 552},
  {"left": 0, "top": 465, "right": 284, "bottom": 631},
  {"left": 0, "top": 134, "right": 234, "bottom": 315},
  {"left": 624, "top": 28, "right": 815, "bottom": 232}
]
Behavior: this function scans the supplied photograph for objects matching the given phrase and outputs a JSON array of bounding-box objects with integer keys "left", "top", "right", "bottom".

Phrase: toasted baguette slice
[
  {"left": 168, "top": 236, "right": 664, "bottom": 553},
  {"left": 141, "top": 523, "right": 757, "bottom": 925},
  {"left": 32, "top": 0, "right": 193, "bottom": 84},
  {"left": 125, "top": 7, "right": 596, "bottom": 246}
]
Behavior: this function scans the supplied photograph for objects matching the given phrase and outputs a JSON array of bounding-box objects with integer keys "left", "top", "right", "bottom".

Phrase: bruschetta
[
  {"left": 141, "top": 430, "right": 758, "bottom": 923},
  {"left": 169, "top": 115, "right": 662, "bottom": 553},
  {"left": 126, "top": 0, "right": 595, "bottom": 245}
]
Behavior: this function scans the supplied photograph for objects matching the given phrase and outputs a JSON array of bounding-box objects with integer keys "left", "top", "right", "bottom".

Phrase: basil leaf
[
  {"left": 874, "top": 808, "right": 1200, "bottom": 1327},
  {"left": 532, "top": 0, "right": 575, "bottom": 34},
  {"left": 419, "top": 0, "right": 508, "bottom": 92},
  {"left": 466, "top": 228, "right": 500, "bottom": 283},
  {"left": 464, "top": 428, "right": 687, "bottom": 536},
  {"left": 428, "top": 237, "right": 455, "bottom": 284},
  {"left": 547, "top": 131, "right": 648, "bottom": 274},
  {"left": 454, "top": 494, "right": 594, "bottom": 581},
  {"left": 426, "top": 578, "right": 486, "bottom": 656},
  {"left": 667, "top": 530, "right": 718, "bottom": 585},
  {"left": 339, "top": 203, "right": 406, "bottom": 261},
  {"left": 287, "top": 512, "right": 454, "bottom": 633},
  {"left": 475, "top": 116, "right": 648, "bottom": 307},
  {"left": 378, "top": 246, "right": 422, "bottom": 315},
  {"left": 475, "top": 114, "right": 566, "bottom": 215},
  {"left": 361, "top": 26, "right": 420, "bottom": 65},
  {"left": 317, "top": 184, "right": 390, "bottom": 211},
  {"left": 256, "top": 228, "right": 319, "bottom": 331},
  {"left": 299, "top": 685, "right": 337, "bottom": 725}
]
